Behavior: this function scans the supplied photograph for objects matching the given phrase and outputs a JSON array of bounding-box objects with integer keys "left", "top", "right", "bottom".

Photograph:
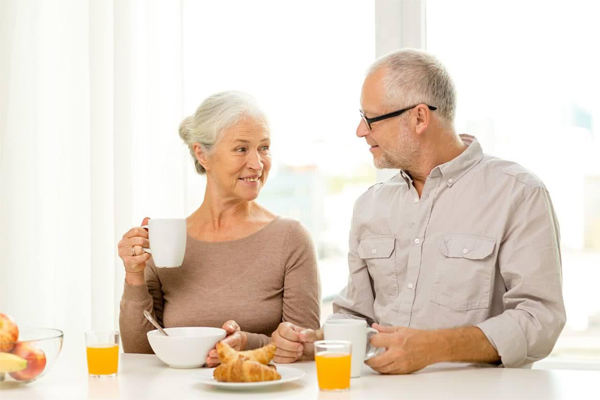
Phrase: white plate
[{"left": 193, "top": 366, "right": 305, "bottom": 389}]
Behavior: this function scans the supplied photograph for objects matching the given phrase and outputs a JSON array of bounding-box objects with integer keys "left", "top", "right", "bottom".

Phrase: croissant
[
  {"left": 213, "top": 358, "right": 281, "bottom": 382},
  {"left": 217, "top": 341, "right": 277, "bottom": 365},
  {"left": 213, "top": 342, "right": 281, "bottom": 382}
]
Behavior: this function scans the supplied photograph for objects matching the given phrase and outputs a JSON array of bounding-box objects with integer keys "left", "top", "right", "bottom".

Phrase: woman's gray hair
[
  {"left": 368, "top": 49, "right": 456, "bottom": 129},
  {"left": 179, "top": 91, "right": 268, "bottom": 174}
]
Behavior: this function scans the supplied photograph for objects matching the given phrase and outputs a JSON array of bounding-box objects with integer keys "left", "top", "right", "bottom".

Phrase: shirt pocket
[
  {"left": 430, "top": 234, "right": 497, "bottom": 311},
  {"left": 358, "top": 235, "right": 398, "bottom": 306}
]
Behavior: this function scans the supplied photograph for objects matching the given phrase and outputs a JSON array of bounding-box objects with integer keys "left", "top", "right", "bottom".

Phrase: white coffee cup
[
  {"left": 142, "top": 218, "right": 186, "bottom": 268},
  {"left": 324, "top": 319, "right": 383, "bottom": 378}
]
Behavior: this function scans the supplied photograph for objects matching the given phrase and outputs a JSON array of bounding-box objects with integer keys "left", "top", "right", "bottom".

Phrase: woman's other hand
[
  {"left": 118, "top": 217, "right": 152, "bottom": 285},
  {"left": 271, "top": 322, "right": 322, "bottom": 363},
  {"left": 205, "top": 320, "right": 248, "bottom": 367}
]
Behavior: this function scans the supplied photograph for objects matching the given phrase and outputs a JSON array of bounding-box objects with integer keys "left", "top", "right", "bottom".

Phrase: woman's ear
[{"left": 193, "top": 143, "right": 209, "bottom": 172}]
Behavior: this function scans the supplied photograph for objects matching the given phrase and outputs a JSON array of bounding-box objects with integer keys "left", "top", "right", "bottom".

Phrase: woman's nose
[{"left": 247, "top": 150, "right": 263, "bottom": 171}]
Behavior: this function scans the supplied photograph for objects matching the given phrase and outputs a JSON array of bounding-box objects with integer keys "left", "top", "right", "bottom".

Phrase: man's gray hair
[
  {"left": 368, "top": 49, "right": 456, "bottom": 128},
  {"left": 179, "top": 91, "right": 268, "bottom": 174}
]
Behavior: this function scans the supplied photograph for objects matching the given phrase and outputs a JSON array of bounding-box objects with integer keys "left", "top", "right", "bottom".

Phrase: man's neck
[{"left": 409, "top": 133, "right": 467, "bottom": 197}]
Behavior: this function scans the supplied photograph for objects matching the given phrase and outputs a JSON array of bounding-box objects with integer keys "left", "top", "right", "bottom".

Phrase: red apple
[
  {"left": 0, "top": 313, "right": 19, "bottom": 352},
  {"left": 9, "top": 342, "right": 46, "bottom": 381}
]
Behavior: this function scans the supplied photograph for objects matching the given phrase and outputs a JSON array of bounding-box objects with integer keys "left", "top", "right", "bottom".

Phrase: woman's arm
[
  {"left": 281, "top": 221, "right": 321, "bottom": 328},
  {"left": 280, "top": 222, "right": 321, "bottom": 327},
  {"left": 119, "top": 264, "right": 165, "bottom": 353},
  {"left": 244, "top": 221, "right": 321, "bottom": 350}
]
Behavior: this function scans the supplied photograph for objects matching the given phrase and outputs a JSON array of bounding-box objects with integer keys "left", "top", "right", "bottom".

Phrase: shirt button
[
  {"left": 414, "top": 238, "right": 420, "bottom": 244},
  {"left": 413, "top": 198, "right": 419, "bottom": 203},
  {"left": 371, "top": 249, "right": 377, "bottom": 254},
  {"left": 462, "top": 248, "right": 469, "bottom": 254},
  {"left": 407, "top": 283, "right": 414, "bottom": 289},
  {"left": 448, "top": 178, "right": 454, "bottom": 184}
]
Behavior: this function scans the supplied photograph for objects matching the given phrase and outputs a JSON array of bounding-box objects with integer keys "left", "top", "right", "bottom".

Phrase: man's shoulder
[
  {"left": 481, "top": 155, "right": 547, "bottom": 191},
  {"left": 355, "top": 173, "right": 407, "bottom": 206}
]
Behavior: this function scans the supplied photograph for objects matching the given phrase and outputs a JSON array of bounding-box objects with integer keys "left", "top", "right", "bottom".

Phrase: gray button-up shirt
[{"left": 332, "top": 135, "right": 566, "bottom": 368}]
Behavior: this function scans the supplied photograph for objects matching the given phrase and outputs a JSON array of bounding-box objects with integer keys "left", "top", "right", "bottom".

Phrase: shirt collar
[
  {"left": 435, "top": 134, "right": 484, "bottom": 186},
  {"left": 399, "top": 169, "right": 413, "bottom": 185},
  {"left": 398, "top": 134, "right": 484, "bottom": 187}
]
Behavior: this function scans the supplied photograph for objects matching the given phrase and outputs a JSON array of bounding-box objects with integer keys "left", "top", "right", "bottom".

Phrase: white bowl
[{"left": 147, "top": 327, "right": 226, "bottom": 368}]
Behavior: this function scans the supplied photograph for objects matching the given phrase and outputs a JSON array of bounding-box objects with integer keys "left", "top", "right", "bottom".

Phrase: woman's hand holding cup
[{"left": 118, "top": 217, "right": 152, "bottom": 285}]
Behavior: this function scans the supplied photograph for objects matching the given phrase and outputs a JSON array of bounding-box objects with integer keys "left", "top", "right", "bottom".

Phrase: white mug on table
[
  {"left": 324, "top": 319, "right": 383, "bottom": 378},
  {"left": 142, "top": 218, "right": 186, "bottom": 268}
]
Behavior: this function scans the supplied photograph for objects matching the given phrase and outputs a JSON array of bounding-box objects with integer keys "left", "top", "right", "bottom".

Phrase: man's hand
[
  {"left": 271, "top": 322, "right": 323, "bottom": 363},
  {"left": 365, "top": 324, "right": 437, "bottom": 374},
  {"left": 365, "top": 324, "right": 500, "bottom": 374}
]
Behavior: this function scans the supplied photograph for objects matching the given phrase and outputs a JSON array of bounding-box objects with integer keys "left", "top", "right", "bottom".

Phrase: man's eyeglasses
[{"left": 359, "top": 104, "right": 437, "bottom": 131}]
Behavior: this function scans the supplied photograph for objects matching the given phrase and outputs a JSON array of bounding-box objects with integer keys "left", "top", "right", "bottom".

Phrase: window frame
[{"left": 374, "top": 0, "right": 427, "bottom": 182}]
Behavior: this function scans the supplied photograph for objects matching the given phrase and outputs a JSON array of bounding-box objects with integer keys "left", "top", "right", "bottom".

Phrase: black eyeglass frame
[{"left": 360, "top": 104, "right": 437, "bottom": 130}]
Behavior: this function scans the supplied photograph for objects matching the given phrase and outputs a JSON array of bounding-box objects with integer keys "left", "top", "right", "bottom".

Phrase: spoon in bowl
[{"left": 143, "top": 310, "right": 169, "bottom": 336}]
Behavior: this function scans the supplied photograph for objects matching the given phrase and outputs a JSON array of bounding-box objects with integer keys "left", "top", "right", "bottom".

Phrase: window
[
  {"left": 182, "top": 0, "right": 376, "bottom": 300},
  {"left": 427, "top": 0, "right": 600, "bottom": 360}
]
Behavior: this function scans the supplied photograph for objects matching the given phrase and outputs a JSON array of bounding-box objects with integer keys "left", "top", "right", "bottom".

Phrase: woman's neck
[{"left": 192, "top": 190, "right": 256, "bottom": 231}]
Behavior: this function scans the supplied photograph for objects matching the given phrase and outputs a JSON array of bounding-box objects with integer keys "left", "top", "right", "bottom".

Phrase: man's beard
[{"left": 373, "top": 130, "right": 419, "bottom": 171}]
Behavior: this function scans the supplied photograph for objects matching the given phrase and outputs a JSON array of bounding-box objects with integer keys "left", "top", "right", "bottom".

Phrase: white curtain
[
  {"left": 0, "top": 0, "right": 376, "bottom": 339},
  {"left": 0, "top": 0, "right": 195, "bottom": 335}
]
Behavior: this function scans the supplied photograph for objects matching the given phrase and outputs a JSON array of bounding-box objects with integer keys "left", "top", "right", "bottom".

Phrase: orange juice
[
  {"left": 315, "top": 353, "right": 351, "bottom": 390},
  {"left": 86, "top": 344, "right": 119, "bottom": 375}
]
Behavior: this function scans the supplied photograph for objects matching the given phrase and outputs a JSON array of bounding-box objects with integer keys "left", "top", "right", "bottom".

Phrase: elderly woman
[{"left": 118, "top": 91, "right": 320, "bottom": 366}]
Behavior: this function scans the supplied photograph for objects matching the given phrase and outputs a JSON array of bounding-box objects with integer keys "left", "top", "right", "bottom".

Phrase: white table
[{"left": 3, "top": 344, "right": 600, "bottom": 400}]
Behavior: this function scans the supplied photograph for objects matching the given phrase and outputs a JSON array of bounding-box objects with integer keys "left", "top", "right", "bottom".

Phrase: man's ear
[
  {"left": 193, "top": 143, "right": 209, "bottom": 172},
  {"left": 414, "top": 104, "right": 431, "bottom": 135}
]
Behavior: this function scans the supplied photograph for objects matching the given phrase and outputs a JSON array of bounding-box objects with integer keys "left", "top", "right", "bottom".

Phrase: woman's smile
[{"left": 239, "top": 175, "right": 261, "bottom": 186}]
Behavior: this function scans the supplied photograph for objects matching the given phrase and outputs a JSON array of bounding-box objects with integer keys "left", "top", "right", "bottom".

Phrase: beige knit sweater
[{"left": 119, "top": 217, "right": 321, "bottom": 353}]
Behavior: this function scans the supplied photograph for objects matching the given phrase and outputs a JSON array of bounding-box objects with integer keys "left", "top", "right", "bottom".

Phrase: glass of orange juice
[
  {"left": 85, "top": 331, "right": 120, "bottom": 377},
  {"left": 314, "top": 340, "right": 352, "bottom": 391}
]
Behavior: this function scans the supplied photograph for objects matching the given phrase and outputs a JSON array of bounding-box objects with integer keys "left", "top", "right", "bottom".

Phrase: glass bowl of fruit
[{"left": 0, "top": 314, "right": 63, "bottom": 387}]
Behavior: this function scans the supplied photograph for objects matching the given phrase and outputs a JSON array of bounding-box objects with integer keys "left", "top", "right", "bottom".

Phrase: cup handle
[
  {"left": 140, "top": 225, "right": 151, "bottom": 253},
  {"left": 365, "top": 327, "right": 385, "bottom": 360}
]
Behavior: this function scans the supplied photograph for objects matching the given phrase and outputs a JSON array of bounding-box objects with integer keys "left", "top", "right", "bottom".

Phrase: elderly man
[{"left": 272, "top": 49, "right": 566, "bottom": 373}]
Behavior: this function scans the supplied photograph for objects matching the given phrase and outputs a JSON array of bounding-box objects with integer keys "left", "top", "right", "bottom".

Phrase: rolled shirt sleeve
[{"left": 476, "top": 186, "right": 566, "bottom": 367}]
